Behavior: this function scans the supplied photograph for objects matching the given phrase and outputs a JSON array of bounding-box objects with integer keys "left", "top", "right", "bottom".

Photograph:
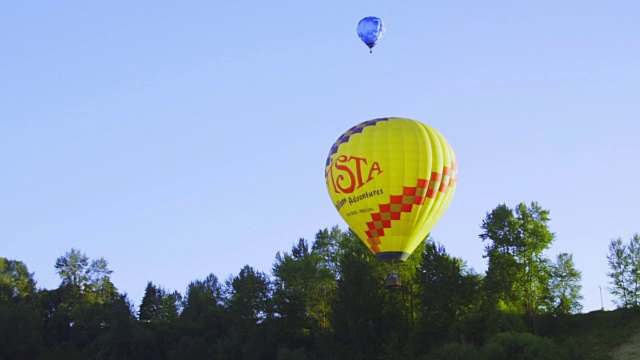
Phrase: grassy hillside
[{"left": 540, "top": 308, "right": 640, "bottom": 360}]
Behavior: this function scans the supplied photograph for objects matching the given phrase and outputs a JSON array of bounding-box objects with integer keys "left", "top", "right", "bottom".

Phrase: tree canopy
[{"left": 2, "top": 201, "right": 623, "bottom": 359}]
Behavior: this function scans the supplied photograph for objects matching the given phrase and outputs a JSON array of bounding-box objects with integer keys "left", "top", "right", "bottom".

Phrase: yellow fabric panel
[{"left": 325, "top": 118, "right": 457, "bottom": 261}]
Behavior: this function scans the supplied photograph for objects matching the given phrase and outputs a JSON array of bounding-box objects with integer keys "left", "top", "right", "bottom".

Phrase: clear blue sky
[{"left": 2, "top": 1, "right": 638, "bottom": 312}]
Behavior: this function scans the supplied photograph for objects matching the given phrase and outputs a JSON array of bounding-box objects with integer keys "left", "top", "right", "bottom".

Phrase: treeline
[{"left": 0, "top": 201, "right": 633, "bottom": 359}]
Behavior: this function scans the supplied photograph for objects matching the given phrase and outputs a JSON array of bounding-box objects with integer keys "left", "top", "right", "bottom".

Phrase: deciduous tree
[
  {"left": 481, "top": 202, "right": 555, "bottom": 317},
  {"left": 54, "top": 249, "right": 117, "bottom": 305},
  {"left": 546, "top": 253, "right": 583, "bottom": 314},
  {"left": 0, "top": 258, "right": 37, "bottom": 303},
  {"left": 607, "top": 234, "right": 640, "bottom": 308}
]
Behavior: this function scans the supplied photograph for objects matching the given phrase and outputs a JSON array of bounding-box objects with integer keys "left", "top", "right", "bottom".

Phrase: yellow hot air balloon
[{"left": 325, "top": 117, "right": 458, "bottom": 264}]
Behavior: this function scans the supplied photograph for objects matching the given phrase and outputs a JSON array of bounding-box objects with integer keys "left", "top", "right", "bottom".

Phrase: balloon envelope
[
  {"left": 325, "top": 118, "right": 458, "bottom": 262},
  {"left": 357, "top": 16, "right": 385, "bottom": 50}
]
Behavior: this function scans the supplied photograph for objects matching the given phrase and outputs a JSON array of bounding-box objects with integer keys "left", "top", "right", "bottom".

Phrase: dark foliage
[{"left": 0, "top": 202, "right": 634, "bottom": 359}]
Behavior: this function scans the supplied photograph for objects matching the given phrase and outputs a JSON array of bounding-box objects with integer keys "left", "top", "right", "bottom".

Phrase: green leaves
[
  {"left": 139, "top": 281, "right": 183, "bottom": 323},
  {"left": 416, "top": 240, "right": 483, "bottom": 348},
  {"left": 481, "top": 202, "right": 569, "bottom": 317},
  {"left": 547, "top": 253, "right": 583, "bottom": 314},
  {"left": 607, "top": 234, "right": 640, "bottom": 308},
  {"left": 3, "top": 202, "right": 626, "bottom": 359},
  {"left": 0, "top": 258, "right": 37, "bottom": 303},
  {"left": 54, "top": 248, "right": 117, "bottom": 305}
]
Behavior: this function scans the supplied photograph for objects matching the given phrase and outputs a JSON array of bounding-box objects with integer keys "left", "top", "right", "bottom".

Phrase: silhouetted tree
[
  {"left": 139, "top": 281, "right": 162, "bottom": 322},
  {"left": 181, "top": 274, "right": 226, "bottom": 346},
  {"left": 220, "top": 266, "right": 273, "bottom": 359},
  {"left": 0, "top": 300, "right": 44, "bottom": 358},
  {"left": 415, "top": 240, "right": 483, "bottom": 350},
  {"left": 272, "top": 236, "right": 338, "bottom": 353},
  {"left": 331, "top": 231, "right": 387, "bottom": 360}
]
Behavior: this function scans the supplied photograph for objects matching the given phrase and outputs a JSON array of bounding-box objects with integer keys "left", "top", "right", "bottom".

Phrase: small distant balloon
[{"left": 357, "top": 16, "right": 385, "bottom": 53}]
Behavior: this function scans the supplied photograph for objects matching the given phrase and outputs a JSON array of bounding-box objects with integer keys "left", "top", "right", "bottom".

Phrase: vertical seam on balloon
[
  {"left": 411, "top": 122, "right": 432, "bottom": 251},
  {"left": 399, "top": 119, "right": 412, "bottom": 248},
  {"left": 406, "top": 119, "right": 422, "bottom": 250},
  {"left": 421, "top": 130, "right": 450, "bottom": 240},
  {"left": 363, "top": 118, "right": 379, "bottom": 253},
  {"left": 414, "top": 126, "right": 443, "bottom": 242},
  {"left": 429, "top": 139, "right": 458, "bottom": 230}
]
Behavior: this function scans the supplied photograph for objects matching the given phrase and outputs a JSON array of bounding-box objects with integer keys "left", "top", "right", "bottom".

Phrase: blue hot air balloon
[{"left": 357, "top": 16, "right": 385, "bottom": 53}]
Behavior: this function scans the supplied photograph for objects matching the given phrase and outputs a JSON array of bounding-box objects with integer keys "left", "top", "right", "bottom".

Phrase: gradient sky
[{"left": 2, "top": 1, "right": 639, "bottom": 313}]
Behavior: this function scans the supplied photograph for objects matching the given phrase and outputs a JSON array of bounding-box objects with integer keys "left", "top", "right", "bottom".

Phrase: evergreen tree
[
  {"left": 135, "top": 282, "right": 183, "bottom": 358},
  {"left": 139, "top": 281, "right": 162, "bottom": 322}
]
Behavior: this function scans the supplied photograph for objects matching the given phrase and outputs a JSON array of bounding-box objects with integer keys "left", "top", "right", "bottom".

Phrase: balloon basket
[{"left": 384, "top": 271, "right": 401, "bottom": 288}]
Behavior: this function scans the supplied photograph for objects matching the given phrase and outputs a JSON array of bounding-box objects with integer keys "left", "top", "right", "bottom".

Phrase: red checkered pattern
[
  {"left": 364, "top": 178, "right": 427, "bottom": 253},
  {"left": 363, "top": 162, "right": 457, "bottom": 253},
  {"left": 449, "top": 161, "right": 458, "bottom": 188},
  {"left": 426, "top": 162, "right": 458, "bottom": 199}
]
